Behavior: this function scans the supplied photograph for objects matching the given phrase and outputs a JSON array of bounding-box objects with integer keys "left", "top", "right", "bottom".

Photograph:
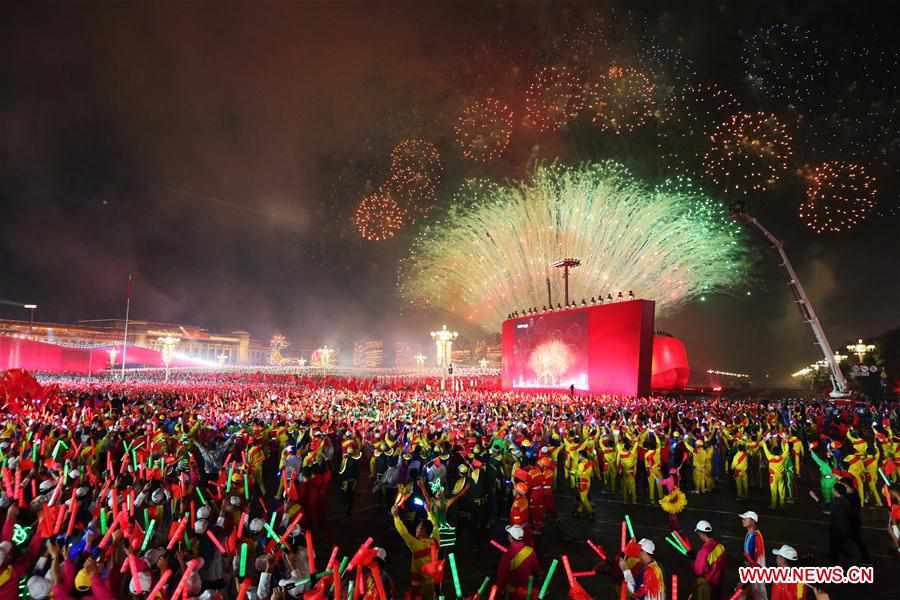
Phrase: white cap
[
  {"left": 505, "top": 525, "right": 524, "bottom": 541},
  {"left": 695, "top": 520, "right": 713, "bottom": 533},
  {"left": 196, "top": 506, "right": 211, "bottom": 520},
  {"left": 194, "top": 519, "right": 208, "bottom": 535},
  {"left": 128, "top": 571, "right": 153, "bottom": 595},
  {"left": 151, "top": 489, "right": 167, "bottom": 504},
  {"left": 772, "top": 545, "right": 798, "bottom": 561},
  {"left": 39, "top": 480, "right": 55, "bottom": 492},
  {"left": 739, "top": 511, "right": 759, "bottom": 523},
  {"left": 229, "top": 496, "right": 242, "bottom": 507},
  {"left": 638, "top": 538, "right": 655, "bottom": 555},
  {"left": 27, "top": 575, "right": 51, "bottom": 599},
  {"left": 249, "top": 518, "right": 264, "bottom": 533},
  {"left": 374, "top": 547, "right": 387, "bottom": 561}
]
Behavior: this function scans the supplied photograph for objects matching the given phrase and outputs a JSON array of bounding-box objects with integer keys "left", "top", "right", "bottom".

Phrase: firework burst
[
  {"left": 703, "top": 112, "right": 792, "bottom": 197},
  {"left": 742, "top": 24, "right": 827, "bottom": 108},
  {"left": 388, "top": 139, "right": 442, "bottom": 219},
  {"left": 585, "top": 66, "right": 655, "bottom": 134},
  {"left": 402, "top": 162, "right": 748, "bottom": 330},
  {"left": 454, "top": 97, "right": 514, "bottom": 162},
  {"left": 799, "top": 161, "right": 877, "bottom": 234},
  {"left": 353, "top": 192, "right": 406, "bottom": 241},
  {"left": 657, "top": 83, "right": 740, "bottom": 174},
  {"left": 524, "top": 66, "right": 585, "bottom": 132}
]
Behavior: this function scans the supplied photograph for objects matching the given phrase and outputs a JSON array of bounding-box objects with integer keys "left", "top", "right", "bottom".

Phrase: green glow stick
[
  {"left": 131, "top": 449, "right": 138, "bottom": 471},
  {"left": 477, "top": 577, "right": 490, "bottom": 597},
  {"left": 243, "top": 474, "right": 249, "bottom": 500},
  {"left": 143, "top": 508, "right": 150, "bottom": 529},
  {"left": 625, "top": 514, "right": 635, "bottom": 539},
  {"left": 32, "top": 444, "right": 38, "bottom": 463},
  {"left": 63, "top": 463, "right": 69, "bottom": 482},
  {"left": 196, "top": 487, "right": 207, "bottom": 506},
  {"left": 268, "top": 511, "right": 277, "bottom": 530},
  {"left": 527, "top": 576, "right": 533, "bottom": 600},
  {"left": 338, "top": 556, "right": 349, "bottom": 576},
  {"left": 226, "top": 467, "right": 234, "bottom": 493},
  {"left": 879, "top": 468, "right": 891, "bottom": 487},
  {"left": 538, "top": 559, "right": 558, "bottom": 599},
  {"left": 52, "top": 440, "right": 64, "bottom": 461},
  {"left": 100, "top": 509, "right": 108, "bottom": 535},
  {"left": 448, "top": 553, "right": 462, "bottom": 598},
  {"left": 141, "top": 519, "right": 156, "bottom": 552},
  {"left": 667, "top": 533, "right": 687, "bottom": 553},
  {"left": 666, "top": 537, "right": 688, "bottom": 556},
  {"left": 239, "top": 543, "right": 248, "bottom": 577}
]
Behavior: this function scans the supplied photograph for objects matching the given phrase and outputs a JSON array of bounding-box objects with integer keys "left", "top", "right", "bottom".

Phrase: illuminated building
[
  {"left": 0, "top": 318, "right": 270, "bottom": 365},
  {"left": 353, "top": 340, "right": 385, "bottom": 368}
]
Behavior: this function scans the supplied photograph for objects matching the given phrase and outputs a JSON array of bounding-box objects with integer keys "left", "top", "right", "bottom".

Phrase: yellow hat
[{"left": 75, "top": 569, "right": 93, "bottom": 592}]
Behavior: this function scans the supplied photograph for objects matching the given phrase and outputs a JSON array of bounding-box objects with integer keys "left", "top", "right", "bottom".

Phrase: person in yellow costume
[
  {"left": 731, "top": 443, "right": 749, "bottom": 499},
  {"left": 761, "top": 434, "right": 787, "bottom": 509},
  {"left": 618, "top": 438, "right": 639, "bottom": 504},
  {"left": 686, "top": 436, "right": 713, "bottom": 494},
  {"left": 644, "top": 439, "right": 663, "bottom": 502},
  {"left": 575, "top": 452, "right": 596, "bottom": 517},
  {"left": 843, "top": 450, "right": 867, "bottom": 505},
  {"left": 391, "top": 503, "right": 440, "bottom": 600},
  {"left": 600, "top": 434, "right": 618, "bottom": 494},
  {"left": 862, "top": 446, "right": 882, "bottom": 507}
]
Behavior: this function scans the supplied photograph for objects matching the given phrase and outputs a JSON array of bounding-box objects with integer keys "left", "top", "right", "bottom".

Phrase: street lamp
[
  {"left": 158, "top": 335, "right": 180, "bottom": 382},
  {"left": 430, "top": 325, "right": 458, "bottom": 369},
  {"left": 846, "top": 339, "right": 875, "bottom": 363},
  {"left": 414, "top": 353, "right": 427, "bottom": 370},
  {"left": 297, "top": 357, "right": 307, "bottom": 367},
  {"left": 23, "top": 304, "right": 37, "bottom": 337},
  {"left": 479, "top": 358, "right": 489, "bottom": 370}
]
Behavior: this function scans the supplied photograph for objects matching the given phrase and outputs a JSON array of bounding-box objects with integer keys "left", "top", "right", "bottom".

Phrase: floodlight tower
[{"left": 551, "top": 258, "right": 581, "bottom": 306}]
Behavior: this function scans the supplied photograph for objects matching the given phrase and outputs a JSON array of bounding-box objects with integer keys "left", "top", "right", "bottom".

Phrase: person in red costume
[
  {"left": 769, "top": 545, "right": 806, "bottom": 600},
  {"left": 495, "top": 525, "right": 541, "bottom": 600},
  {"left": 691, "top": 520, "right": 726, "bottom": 600},
  {"left": 619, "top": 538, "right": 665, "bottom": 600},
  {"left": 0, "top": 506, "right": 45, "bottom": 600}
]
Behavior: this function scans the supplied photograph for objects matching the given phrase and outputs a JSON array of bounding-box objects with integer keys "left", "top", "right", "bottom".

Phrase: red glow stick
[
  {"left": 306, "top": 530, "right": 316, "bottom": 574},
  {"left": 488, "top": 585, "right": 498, "bottom": 600},
  {"left": 206, "top": 529, "right": 227, "bottom": 554},
  {"left": 490, "top": 539, "right": 508, "bottom": 553},
  {"left": 129, "top": 555, "right": 143, "bottom": 593},
  {"left": 166, "top": 516, "right": 188, "bottom": 550},
  {"left": 327, "top": 545, "right": 339, "bottom": 569},
  {"left": 236, "top": 578, "right": 252, "bottom": 600},
  {"left": 146, "top": 568, "right": 172, "bottom": 600},
  {"left": 168, "top": 561, "right": 199, "bottom": 600},
  {"left": 561, "top": 555, "right": 575, "bottom": 587},
  {"left": 728, "top": 587, "right": 744, "bottom": 600},
  {"left": 111, "top": 488, "right": 119, "bottom": 518},
  {"left": 572, "top": 570, "right": 596, "bottom": 578},
  {"left": 354, "top": 567, "right": 363, "bottom": 600},
  {"left": 586, "top": 539, "right": 607, "bottom": 561},
  {"left": 279, "top": 511, "right": 304, "bottom": 545},
  {"left": 2, "top": 468, "right": 12, "bottom": 497},
  {"left": 13, "top": 468, "right": 20, "bottom": 499},
  {"left": 236, "top": 512, "right": 247, "bottom": 540},
  {"left": 98, "top": 511, "right": 125, "bottom": 549},
  {"left": 370, "top": 562, "right": 387, "bottom": 600},
  {"left": 333, "top": 564, "right": 342, "bottom": 600},
  {"left": 66, "top": 496, "right": 79, "bottom": 538},
  {"left": 673, "top": 530, "right": 692, "bottom": 552},
  {"left": 672, "top": 574, "right": 678, "bottom": 600},
  {"left": 31, "top": 478, "right": 36, "bottom": 500},
  {"left": 348, "top": 537, "right": 374, "bottom": 571},
  {"left": 54, "top": 503, "right": 68, "bottom": 534},
  {"left": 620, "top": 521, "right": 626, "bottom": 552}
]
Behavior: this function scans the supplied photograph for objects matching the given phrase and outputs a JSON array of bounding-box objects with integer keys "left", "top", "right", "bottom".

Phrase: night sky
[{"left": 2, "top": 1, "right": 899, "bottom": 383}]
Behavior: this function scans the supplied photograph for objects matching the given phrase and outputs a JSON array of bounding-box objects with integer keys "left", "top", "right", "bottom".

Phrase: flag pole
[{"left": 120, "top": 274, "right": 132, "bottom": 380}]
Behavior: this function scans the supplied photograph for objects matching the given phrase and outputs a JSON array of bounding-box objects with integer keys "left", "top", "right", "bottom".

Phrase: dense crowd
[{"left": 0, "top": 369, "right": 896, "bottom": 600}]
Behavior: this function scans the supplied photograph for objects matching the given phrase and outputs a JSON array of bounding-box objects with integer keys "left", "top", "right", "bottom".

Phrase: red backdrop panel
[
  {"left": 651, "top": 335, "right": 690, "bottom": 390},
  {"left": 0, "top": 336, "right": 109, "bottom": 374},
  {"left": 502, "top": 300, "right": 655, "bottom": 397}
]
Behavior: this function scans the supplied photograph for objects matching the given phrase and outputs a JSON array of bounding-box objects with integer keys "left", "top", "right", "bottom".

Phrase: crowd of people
[{"left": 0, "top": 368, "right": 896, "bottom": 600}]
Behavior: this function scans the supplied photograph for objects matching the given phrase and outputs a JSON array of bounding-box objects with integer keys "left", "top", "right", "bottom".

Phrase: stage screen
[{"left": 501, "top": 300, "right": 655, "bottom": 397}]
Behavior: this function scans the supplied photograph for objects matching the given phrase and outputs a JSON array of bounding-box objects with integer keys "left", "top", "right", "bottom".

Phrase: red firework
[
  {"left": 454, "top": 97, "right": 514, "bottom": 162},
  {"left": 353, "top": 192, "right": 406, "bottom": 241},
  {"left": 799, "top": 161, "right": 877, "bottom": 234}
]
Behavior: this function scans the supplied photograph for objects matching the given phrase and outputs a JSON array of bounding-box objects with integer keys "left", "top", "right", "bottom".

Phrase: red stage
[{"left": 502, "top": 300, "right": 657, "bottom": 397}]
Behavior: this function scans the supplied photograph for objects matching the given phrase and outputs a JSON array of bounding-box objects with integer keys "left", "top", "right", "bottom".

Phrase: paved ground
[{"left": 317, "top": 467, "right": 897, "bottom": 600}]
